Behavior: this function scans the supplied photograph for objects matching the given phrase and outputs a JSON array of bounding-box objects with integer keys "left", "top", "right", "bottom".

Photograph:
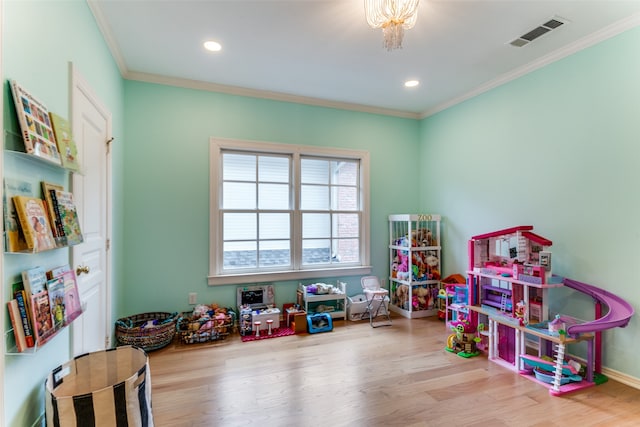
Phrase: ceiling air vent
[{"left": 509, "top": 17, "right": 567, "bottom": 47}]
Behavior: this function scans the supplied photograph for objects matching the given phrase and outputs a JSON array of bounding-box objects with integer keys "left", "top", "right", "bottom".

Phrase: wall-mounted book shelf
[{"left": 4, "top": 312, "right": 83, "bottom": 356}]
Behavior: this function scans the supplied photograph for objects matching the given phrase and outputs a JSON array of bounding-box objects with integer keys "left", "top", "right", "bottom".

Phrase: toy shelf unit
[
  {"left": 444, "top": 280, "right": 470, "bottom": 330},
  {"left": 298, "top": 281, "right": 347, "bottom": 320},
  {"left": 388, "top": 214, "right": 441, "bottom": 319}
]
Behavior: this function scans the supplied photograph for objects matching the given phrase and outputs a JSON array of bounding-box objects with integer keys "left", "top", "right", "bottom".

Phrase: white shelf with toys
[
  {"left": 388, "top": 214, "right": 441, "bottom": 319},
  {"left": 298, "top": 281, "right": 347, "bottom": 320}
]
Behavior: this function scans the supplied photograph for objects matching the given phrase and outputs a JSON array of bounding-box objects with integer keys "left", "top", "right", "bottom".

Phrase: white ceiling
[{"left": 89, "top": 0, "right": 640, "bottom": 118}]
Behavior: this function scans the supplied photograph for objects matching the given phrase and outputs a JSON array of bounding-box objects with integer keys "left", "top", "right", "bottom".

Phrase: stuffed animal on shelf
[
  {"left": 411, "top": 228, "right": 435, "bottom": 247},
  {"left": 396, "top": 251, "right": 410, "bottom": 281},
  {"left": 415, "top": 286, "right": 431, "bottom": 309},
  {"left": 396, "top": 284, "right": 409, "bottom": 309},
  {"left": 391, "top": 255, "right": 399, "bottom": 278},
  {"left": 425, "top": 254, "right": 441, "bottom": 280}
]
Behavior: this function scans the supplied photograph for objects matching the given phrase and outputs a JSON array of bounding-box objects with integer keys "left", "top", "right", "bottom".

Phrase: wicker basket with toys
[{"left": 178, "top": 304, "right": 235, "bottom": 344}]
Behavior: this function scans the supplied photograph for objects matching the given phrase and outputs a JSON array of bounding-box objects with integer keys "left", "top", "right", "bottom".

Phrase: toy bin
[
  {"left": 178, "top": 308, "right": 235, "bottom": 344},
  {"left": 45, "top": 346, "right": 154, "bottom": 427},
  {"left": 115, "top": 311, "right": 178, "bottom": 351},
  {"left": 347, "top": 294, "right": 389, "bottom": 321},
  {"left": 347, "top": 294, "right": 367, "bottom": 321}
]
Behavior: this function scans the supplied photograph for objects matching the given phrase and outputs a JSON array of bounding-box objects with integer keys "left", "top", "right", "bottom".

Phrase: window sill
[{"left": 207, "top": 266, "right": 372, "bottom": 286}]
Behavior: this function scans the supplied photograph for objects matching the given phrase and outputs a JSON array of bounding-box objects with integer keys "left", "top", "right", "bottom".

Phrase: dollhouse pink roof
[
  {"left": 471, "top": 225, "right": 533, "bottom": 240},
  {"left": 471, "top": 226, "right": 552, "bottom": 247},
  {"left": 521, "top": 231, "right": 552, "bottom": 246}
]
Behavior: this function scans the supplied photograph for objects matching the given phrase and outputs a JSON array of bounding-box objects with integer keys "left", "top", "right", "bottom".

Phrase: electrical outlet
[{"left": 188, "top": 292, "right": 197, "bottom": 305}]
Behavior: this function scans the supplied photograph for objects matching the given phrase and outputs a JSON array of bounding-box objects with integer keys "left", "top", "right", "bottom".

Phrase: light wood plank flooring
[{"left": 148, "top": 315, "right": 640, "bottom": 426}]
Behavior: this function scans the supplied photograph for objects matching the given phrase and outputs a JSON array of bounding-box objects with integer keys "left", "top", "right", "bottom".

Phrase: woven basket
[{"left": 115, "top": 312, "right": 178, "bottom": 351}]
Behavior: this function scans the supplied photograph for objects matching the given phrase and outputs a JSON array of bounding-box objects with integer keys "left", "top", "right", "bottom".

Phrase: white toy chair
[{"left": 361, "top": 276, "right": 392, "bottom": 327}]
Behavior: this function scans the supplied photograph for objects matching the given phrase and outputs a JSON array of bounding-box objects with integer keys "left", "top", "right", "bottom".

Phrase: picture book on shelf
[
  {"left": 47, "top": 264, "right": 82, "bottom": 324},
  {"left": 12, "top": 195, "right": 56, "bottom": 251},
  {"left": 9, "top": 80, "right": 61, "bottom": 165},
  {"left": 3, "top": 178, "right": 34, "bottom": 252},
  {"left": 30, "top": 289, "right": 54, "bottom": 345},
  {"left": 49, "top": 112, "right": 81, "bottom": 172},
  {"left": 55, "top": 190, "right": 83, "bottom": 245},
  {"left": 22, "top": 266, "right": 48, "bottom": 296},
  {"left": 12, "top": 282, "right": 35, "bottom": 348},
  {"left": 47, "top": 277, "right": 66, "bottom": 329},
  {"left": 41, "top": 181, "right": 66, "bottom": 244},
  {"left": 7, "top": 299, "right": 28, "bottom": 353}
]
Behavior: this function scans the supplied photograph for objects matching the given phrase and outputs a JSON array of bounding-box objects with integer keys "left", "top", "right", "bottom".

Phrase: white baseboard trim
[{"left": 601, "top": 366, "right": 640, "bottom": 390}]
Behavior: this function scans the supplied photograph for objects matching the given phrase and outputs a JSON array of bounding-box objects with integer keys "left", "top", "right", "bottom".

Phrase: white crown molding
[
  {"left": 87, "top": 0, "right": 129, "bottom": 76},
  {"left": 123, "top": 71, "right": 420, "bottom": 119},
  {"left": 88, "top": 0, "right": 639, "bottom": 121},
  {"left": 420, "top": 12, "right": 640, "bottom": 119}
]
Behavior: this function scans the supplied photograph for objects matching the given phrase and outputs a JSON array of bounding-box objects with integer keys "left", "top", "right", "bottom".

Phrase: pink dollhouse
[{"left": 451, "top": 225, "right": 634, "bottom": 396}]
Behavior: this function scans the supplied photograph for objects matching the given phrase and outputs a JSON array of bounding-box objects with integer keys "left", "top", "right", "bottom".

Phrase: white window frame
[{"left": 208, "top": 137, "right": 371, "bottom": 285}]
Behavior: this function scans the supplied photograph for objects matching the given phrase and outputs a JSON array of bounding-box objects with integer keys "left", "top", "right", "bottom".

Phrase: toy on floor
[{"left": 445, "top": 318, "right": 480, "bottom": 358}]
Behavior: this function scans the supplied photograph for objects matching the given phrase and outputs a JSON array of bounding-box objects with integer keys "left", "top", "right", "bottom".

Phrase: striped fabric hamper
[{"left": 45, "top": 346, "right": 153, "bottom": 427}]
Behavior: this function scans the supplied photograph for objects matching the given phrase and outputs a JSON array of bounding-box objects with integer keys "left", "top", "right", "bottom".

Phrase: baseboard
[{"left": 601, "top": 366, "right": 640, "bottom": 390}]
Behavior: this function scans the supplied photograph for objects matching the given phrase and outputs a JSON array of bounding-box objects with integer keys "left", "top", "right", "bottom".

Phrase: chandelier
[{"left": 364, "top": 0, "right": 420, "bottom": 51}]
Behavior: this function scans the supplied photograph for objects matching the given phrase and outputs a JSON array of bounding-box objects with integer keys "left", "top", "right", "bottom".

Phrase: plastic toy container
[{"left": 307, "top": 313, "right": 333, "bottom": 333}]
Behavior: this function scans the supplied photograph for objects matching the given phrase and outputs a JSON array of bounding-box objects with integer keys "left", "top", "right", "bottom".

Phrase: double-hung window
[{"left": 209, "top": 138, "right": 371, "bottom": 285}]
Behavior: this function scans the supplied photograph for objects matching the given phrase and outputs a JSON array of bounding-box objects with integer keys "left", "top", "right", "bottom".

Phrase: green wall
[
  {"left": 2, "top": 1, "right": 124, "bottom": 426},
  {"left": 122, "top": 81, "right": 420, "bottom": 314},
  {"left": 420, "top": 26, "right": 640, "bottom": 378}
]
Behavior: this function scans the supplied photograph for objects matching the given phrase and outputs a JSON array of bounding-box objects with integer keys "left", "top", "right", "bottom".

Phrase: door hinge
[{"left": 106, "top": 238, "right": 111, "bottom": 251}]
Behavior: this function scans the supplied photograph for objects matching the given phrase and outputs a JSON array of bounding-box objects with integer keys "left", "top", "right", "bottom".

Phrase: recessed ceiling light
[
  {"left": 404, "top": 80, "right": 420, "bottom": 88},
  {"left": 203, "top": 40, "right": 222, "bottom": 52}
]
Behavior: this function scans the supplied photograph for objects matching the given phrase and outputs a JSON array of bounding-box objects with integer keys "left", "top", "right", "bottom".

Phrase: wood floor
[{"left": 148, "top": 315, "right": 640, "bottom": 427}]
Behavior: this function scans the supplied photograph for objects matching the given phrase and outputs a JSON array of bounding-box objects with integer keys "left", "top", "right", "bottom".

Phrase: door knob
[{"left": 76, "top": 265, "right": 90, "bottom": 276}]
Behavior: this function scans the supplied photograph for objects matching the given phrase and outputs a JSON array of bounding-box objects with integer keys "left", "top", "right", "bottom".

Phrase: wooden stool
[
  {"left": 266, "top": 319, "right": 274, "bottom": 335},
  {"left": 254, "top": 321, "right": 261, "bottom": 337}
]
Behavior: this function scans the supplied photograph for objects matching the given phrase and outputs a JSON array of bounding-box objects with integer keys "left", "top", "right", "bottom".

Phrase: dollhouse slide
[{"left": 561, "top": 277, "right": 634, "bottom": 334}]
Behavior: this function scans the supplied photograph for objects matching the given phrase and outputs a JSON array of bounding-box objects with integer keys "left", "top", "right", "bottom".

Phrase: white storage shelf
[
  {"left": 388, "top": 214, "right": 442, "bottom": 319},
  {"left": 298, "top": 282, "right": 347, "bottom": 320}
]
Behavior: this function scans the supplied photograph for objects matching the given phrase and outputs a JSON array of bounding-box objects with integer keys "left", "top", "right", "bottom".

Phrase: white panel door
[{"left": 70, "top": 64, "right": 112, "bottom": 355}]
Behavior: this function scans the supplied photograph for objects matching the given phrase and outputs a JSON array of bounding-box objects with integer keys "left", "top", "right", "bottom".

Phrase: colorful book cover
[
  {"left": 9, "top": 80, "right": 61, "bottom": 165},
  {"left": 49, "top": 112, "right": 81, "bottom": 172},
  {"left": 41, "top": 181, "right": 66, "bottom": 244},
  {"left": 54, "top": 190, "right": 83, "bottom": 245},
  {"left": 13, "top": 284, "right": 35, "bottom": 348},
  {"left": 47, "top": 277, "right": 66, "bottom": 329},
  {"left": 3, "top": 179, "right": 34, "bottom": 252},
  {"left": 47, "top": 264, "right": 82, "bottom": 324},
  {"left": 30, "top": 290, "right": 54, "bottom": 345},
  {"left": 22, "top": 266, "right": 48, "bottom": 296},
  {"left": 7, "top": 300, "right": 27, "bottom": 353},
  {"left": 12, "top": 195, "right": 56, "bottom": 251}
]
